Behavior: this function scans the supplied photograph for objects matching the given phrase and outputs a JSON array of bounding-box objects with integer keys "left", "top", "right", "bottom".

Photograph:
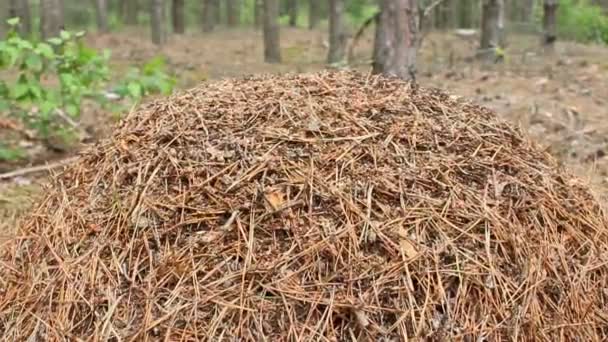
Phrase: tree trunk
[
  {"left": 308, "top": 0, "right": 320, "bottom": 29},
  {"left": 227, "top": 0, "right": 239, "bottom": 26},
  {"left": 202, "top": 0, "right": 215, "bottom": 32},
  {"left": 0, "top": 0, "right": 7, "bottom": 39},
  {"left": 254, "top": 0, "right": 262, "bottom": 28},
  {"left": 327, "top": 0, "right": 346, "bottom": 64},
  {"left": 372, "top": 0, "right": 419, "bottom": 81},
  {"left": 150, "top": 0, "right": 166, "bottom": 45},
  {"left": 40, "top": 0, "right": 65, "bottom": 39},
  {"left": 213, "top": 0, "right": 221, "bottom": 24},
  {"left": 542, "top": 0, "right": 558, "bottom": 48},
  {"left": 479, "top": 0, "right": 504, "bottom": 59},
  {"left": 457, "top": 0, "right": 473, "bottom": 28},
  {"left": 93, "top": 0, "right": 109, "bottom": 33},
  {"left": 263, "top": 0, "right": 281, "bottom": 63},
  {"left": 123, "top": 0, "right": 139, "bottom": 25},
  {"left": 9, "top": 0, "right": 31, "bottom": 36},
  {"left": 288, "top": 0, "right": 297, "bottom": 27},
  {"left": 521, "top": 0, "right": 535, "bottom": 22},
  {"left": 172, "top": 0, "right": 185, "bottom": 33},
  {"left": 435, "top": 0, "right": 455, "bottom": 30}
]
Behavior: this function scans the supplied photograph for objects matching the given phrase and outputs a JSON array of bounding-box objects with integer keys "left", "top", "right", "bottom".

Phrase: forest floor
[{"left": 1, "top": 26, "right": 607, "bottom": 240}]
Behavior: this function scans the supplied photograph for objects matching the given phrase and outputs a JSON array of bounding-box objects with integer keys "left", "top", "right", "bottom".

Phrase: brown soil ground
[{"left": 1, "top": 26, "right": 607, "bottom": 241}]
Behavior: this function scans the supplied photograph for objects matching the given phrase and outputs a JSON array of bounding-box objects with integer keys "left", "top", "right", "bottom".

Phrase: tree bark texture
[
  {"left": 480, "top": 0, "right": 502, "bottom": 51},
  {"left": 93, "top": 0, "right": 109, "bottom": 33},
  {"left": 254, "top": 0, "right": 262, "bottom": 28},
  {"left": 372, "top": 0, "right": 419, "bottom": 81},
  {"left": 288, "top": 0, "right": 297, "bottom": 27},
  {"left": 213, "top": 0, "right": 221, "bottom": 24},
  {"left": 308, "top": 0, "right": 320, "bottom": 29},
  {"left": 40, "top": 0, "right": 65, "bottom": 39},
  {"left": 202, "top": 0, "right": 215, "bottom": 32},
  {"left": 263, "top": 0, "right": 281, "bottom": 63},
  {"left": 327, "top": 0, "right": 346, "bottom": 64},
  {"left": 9, "top": 0, "right": 31, "bottom": 36},
  {"left": 150, "top": 0, "right": 166, "bottom": 45},
  {"left": 172, "top": 0, "right": 185, "bottom": 33},
  {"left": 457, "top": 0, "right": 473, "bottom": 28},
  {"left": 123, "top": 0, "right": 139, "bottom": 25},
  {"left": 0, "top": 0, "right": 7, "bottom": 39},
  {"left": 227, "top": 0, "right": 240, "bottom": 26},
  {"left": 542, "top": 0, "right": 558, "bottom": 47}
]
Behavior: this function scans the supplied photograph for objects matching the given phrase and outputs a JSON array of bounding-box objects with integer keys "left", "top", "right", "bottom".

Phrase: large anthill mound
[{"left": 2, "top": 71, "right": 608, "bottom": 340}]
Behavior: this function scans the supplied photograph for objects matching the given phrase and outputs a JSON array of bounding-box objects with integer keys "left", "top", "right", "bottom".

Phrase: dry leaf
[
  {"left": 399, "top": 238, "right": 419, "bottom": 259},
  {"left": 353, "top": 309, "right": 369, "bottom": 328},
  {"left": 265, "top": 190, "right": 286, "bottom": 211},
  {"left": 197, "top": 230, "right": 224, "bottom": 243}
]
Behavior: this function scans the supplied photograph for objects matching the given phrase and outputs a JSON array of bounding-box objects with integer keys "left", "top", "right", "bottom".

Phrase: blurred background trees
[{"left": 1, "top": 1, "right": 606, "bottom": 50}]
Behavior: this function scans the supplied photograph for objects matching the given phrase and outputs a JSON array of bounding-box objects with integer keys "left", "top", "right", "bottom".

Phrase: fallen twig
[{"left": 0, "top": 156, "right": 79, "bottom": 180}]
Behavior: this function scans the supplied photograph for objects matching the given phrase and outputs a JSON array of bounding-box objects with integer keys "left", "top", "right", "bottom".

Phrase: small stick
[{"left": 0, "top": 157, "right": 79, "bottom": 180}]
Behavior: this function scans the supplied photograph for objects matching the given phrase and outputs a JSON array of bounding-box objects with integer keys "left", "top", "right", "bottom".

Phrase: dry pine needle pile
[{"left": 1, "top": 71, "right": 608, "bottom": 340}]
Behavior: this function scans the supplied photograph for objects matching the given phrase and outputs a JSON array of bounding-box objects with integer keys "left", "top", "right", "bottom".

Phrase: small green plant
[
  {"left": 551, "top": 0, "right": 608, "bottom": 44},
  {"left": 113, "top": 56, "right": 175, "bottom": 101},
  {"left": 0, "top": 18, "right": 110, "bottom": 138},
  {"left": 1, "top": 18, "right": 176, "bottom": 144},
  {"left": 0, "top": 144, "right": 25, "bottom": 162}
]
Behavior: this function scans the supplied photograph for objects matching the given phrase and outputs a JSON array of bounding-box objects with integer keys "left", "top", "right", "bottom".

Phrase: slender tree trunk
[
  {"left": 479, "top": 0, "right": 504, "bottom": 60},
  {"left": 327, "top": 0, "right": 346, "bottom": 64},
  {"left": 542, "top": 0, "right": 558, "bottom": 48},
  {"left": 93, "top": 0, "right": 109, "bottom": 33},
  {"left": 521, "top": 0, "right": 535, "bottom": 22},
  {"left": 0, "top": 0, "right": 7, "bottom": 39},
  {"left": 435, "top": 0, "right": 455, "bottom": 30},
  {"left": 202, "top": 0, "right": 215, "bottom": 32},
  {"left": 498, "top": 0, "right": 505, "bottom": 46},
  {"left": 172, "top": 0, "right": 185, "bottom": 33},
  {"left": 213, "top": 0, "right": 221, "bottom": 25},
  {"left": 40, "top": 0, "right": 65, "bottom": 39},
  {"left": 263, "top": 0, "right": 281, "bottom": 63},
  {"left": 254, "top": 0, "right": 262, "bottom": 28},
  {"left": 288, "top": 0, "right": 297, "bottom": 27},
  {"left": 227, "top": 0, "right": 239, "bottom": 26},
  {"left": 457, "top": 0, "right": 473, "bottom": 28},
  {"left": 123, "top": 0, "right": 139, "bottom": 25},
  {"left": 9, "top": 0, "right": 31, "bottom": 36},
  {"left": 150, "top": 0, "right": 166, "bottom": 45},
  {"left": 308, "top": 0, "right": 320, "bottom": 29},
  {"left": 372, "top": 0, "right": 419, "bottom": 81}
]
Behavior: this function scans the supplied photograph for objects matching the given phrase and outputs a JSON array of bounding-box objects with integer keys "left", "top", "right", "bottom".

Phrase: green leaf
[
  {"left": 35, "top": 43, "right": 55, "bottom": 59},
  {"left": 74, "top": 31, "right": 86, "bottom": 38},
  {"left": 48, "top": 37, "right": 63, "bottom": 45},
  {"left": 25, "top": 54, "right": 43, "bottom": 72},
  {"left": 59, "top": 73, "right": 76, "bottom": 87},
  {"left": 28, "top": 82, "right": 43, "bottom": 99},
  {"left": 7, "top": 17, "right": 20, "bottom": 27},
  {"left": 10, "top": 82, "right": 30, "bottom": 99},
  {"left": 40, "top": 100, "right": 56, "bottom": 115},
  {"left": 65, "top": 103, "right": 79, "bottom": 117},
  {"left": 158, "top": 81, "right": 174, "bottom": 95},
  {"left": 60, "top": 30, "right": 71, "bottom": 40},
  {"left": 143, "top": 56, "right": 166, "bottom": 75},
  {"left": 127, "top": 82, "right": 143, "bottom": 99},
  {"left": 0, "top": 146, "right": 25, "bottom": 162}
]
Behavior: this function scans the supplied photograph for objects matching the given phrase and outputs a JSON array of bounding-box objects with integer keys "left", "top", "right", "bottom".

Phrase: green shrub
[
  {"left": 113, "top": 56, "right": 175, "bottom": 101},
  {"left": 0, "top": 18, "right": 110, "bottom": 138},
  {"left": 556, "top": 0, "right": 608, "bottom": 43},
  {"left": 1, "top": 18, "right": 175, "bottom": 142}
]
